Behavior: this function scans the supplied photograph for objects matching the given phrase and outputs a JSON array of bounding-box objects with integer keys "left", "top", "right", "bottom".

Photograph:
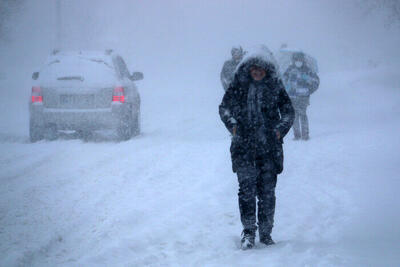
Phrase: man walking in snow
[
  {"left": 283, "top": 52, "right": 319, "bottom": 140},
  {"left": 219, "top": 46, "right": 294, "bottom": 250},
  {"left": 220, "top": 46, "right": 245, "bottom": 91}
]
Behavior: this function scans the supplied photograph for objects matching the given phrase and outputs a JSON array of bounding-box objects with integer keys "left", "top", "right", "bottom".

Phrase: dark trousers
[
  {"left": 292, "top": 99, "right": 309, "bottom": 139},
  {"left": 236, "top": 158, "right": 277, "bottom": 237}
]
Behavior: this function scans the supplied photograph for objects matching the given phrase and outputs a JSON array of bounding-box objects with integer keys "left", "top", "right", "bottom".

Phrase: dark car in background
[{"left": 29, "top": 50, "right": 143, "bottom": 142}]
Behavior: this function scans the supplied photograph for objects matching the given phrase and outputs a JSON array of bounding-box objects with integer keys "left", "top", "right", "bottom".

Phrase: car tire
[
  {"left": 132, "top": 110, "right": 141, "bottom": 137},
  {"left": 117, "top": 111, "right": 134, "bottom": 141},
  {"left": 43, "top": 124, "right": 58, "bottom": 141},
  {"left": 77, "top": 130, "right": 93, "bottom": 142},
  {"left": 29, "top": 118, "right": 44, "bottom": 143}
]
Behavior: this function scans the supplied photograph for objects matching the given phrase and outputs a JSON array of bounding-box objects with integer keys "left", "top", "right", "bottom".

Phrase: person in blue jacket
[{"left": 283, "top": 52, "right": 319, "bottom": 140}]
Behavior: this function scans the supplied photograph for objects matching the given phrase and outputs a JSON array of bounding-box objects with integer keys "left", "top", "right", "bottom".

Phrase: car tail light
[
  {"left": 113, "top": 86, "right": 125, "bottom": 103},
  {"left": 31, "top": 86, "right": 43, "bottom": 103}
]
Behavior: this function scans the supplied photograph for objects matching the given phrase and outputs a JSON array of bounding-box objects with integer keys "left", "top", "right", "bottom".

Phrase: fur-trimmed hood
[{"left": 234, "top": 45, "right": 280, "bottom": 86}]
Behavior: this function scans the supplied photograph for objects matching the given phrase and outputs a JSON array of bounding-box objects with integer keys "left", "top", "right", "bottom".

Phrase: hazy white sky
[{"left": 1, "top": 0, "right": 399, "bottom": 92}]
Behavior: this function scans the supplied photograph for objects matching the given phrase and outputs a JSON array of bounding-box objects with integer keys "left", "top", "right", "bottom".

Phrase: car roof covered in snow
[{"left": 45, "top": 50, "right": 114, "bottom": 65}]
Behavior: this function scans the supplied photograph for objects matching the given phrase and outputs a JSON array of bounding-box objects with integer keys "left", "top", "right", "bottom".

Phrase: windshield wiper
[
  {"left": 57, "top": 76, "right": 84, "bottom": 81},
  {"left": 48, "top": 60, "right": 60, "bottom": 66}
]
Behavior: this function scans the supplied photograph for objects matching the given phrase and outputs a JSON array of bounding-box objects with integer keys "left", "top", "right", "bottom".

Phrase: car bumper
[{"left": 30, "top": 103, "right": 129, "bottom": 131}]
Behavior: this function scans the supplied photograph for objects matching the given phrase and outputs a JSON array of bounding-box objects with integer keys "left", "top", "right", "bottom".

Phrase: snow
[
  {"left": 1, "top": 65, "right": 400, "bottom": 266},
  {"left": 1, "top": 0, "right": 400, "bottom": 265}
]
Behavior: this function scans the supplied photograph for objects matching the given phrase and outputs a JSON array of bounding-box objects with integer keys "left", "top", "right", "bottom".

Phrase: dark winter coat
[
  {"left": 283, "top": 64, "right": 319, "bottom": 106},
  {"left": 219, "top": 54, "right": 295, "bottom": 174}
]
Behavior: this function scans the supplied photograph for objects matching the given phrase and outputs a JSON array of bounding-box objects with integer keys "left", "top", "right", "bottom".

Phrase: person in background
[
  {"left": 283, "top": 52, "right": 319, "bottom": 140},
  {"left": 220, "top": 46, "right": 245, "bottom": 91},
  {"left": 219, "top": 46, "right": 294, "bottom": 250}
]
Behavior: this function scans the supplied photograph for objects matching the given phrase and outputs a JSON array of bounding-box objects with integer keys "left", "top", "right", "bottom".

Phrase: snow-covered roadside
[
  {"left": 0, "top": 66, "right": 399, "bottom": 266},
  {"left": 318, "top": 68, "right": 400, "bottom": 266}
]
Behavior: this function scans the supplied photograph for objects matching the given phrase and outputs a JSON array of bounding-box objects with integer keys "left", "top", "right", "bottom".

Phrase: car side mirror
[
  {"left": 131, "top": 72, "right": 143, "bottom": 81},
  {"left": 32, "top": 72, "right": 39, "bottom": 80}
]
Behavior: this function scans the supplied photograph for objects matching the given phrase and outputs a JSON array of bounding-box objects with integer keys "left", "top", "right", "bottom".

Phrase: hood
[
  {"left": 234, "top": 45, "right": 279, "bottom": 85},
  {"left": 276, "top": 49, "right": 319, "bottom": 75}
]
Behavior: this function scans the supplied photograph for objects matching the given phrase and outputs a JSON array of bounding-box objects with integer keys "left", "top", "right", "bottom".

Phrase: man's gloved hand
[
  {"left": 232, "top": 125, "right": 237, "bottom": 136},
  {"left": 275, "top": 130, "right": 281, "bottom": 140}
]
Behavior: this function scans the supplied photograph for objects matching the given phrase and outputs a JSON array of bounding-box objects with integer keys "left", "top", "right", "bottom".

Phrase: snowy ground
[{"left": 1, "top": 66, "right": 400, "bottom": 266}]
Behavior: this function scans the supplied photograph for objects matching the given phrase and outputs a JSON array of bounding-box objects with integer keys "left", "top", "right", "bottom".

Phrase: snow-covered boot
[
  {"left": 259, "top": 234, "right": 275, "bottom": 246},
  {"left": 241, "top": 229, "right": 255, "bottom": 250}
]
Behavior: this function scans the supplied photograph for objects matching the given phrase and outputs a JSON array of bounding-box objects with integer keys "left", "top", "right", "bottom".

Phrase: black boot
[
  {"left": 259, "top": 234, "right": 275, "bottom": 246},
  {"left": 241, "top": 229, "right": 255, "bottom": 250}
]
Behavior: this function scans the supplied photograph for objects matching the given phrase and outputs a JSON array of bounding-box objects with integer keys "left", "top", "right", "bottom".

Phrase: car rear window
[{"left": 39, "top": 56, "right": 117, "bottom": 84}]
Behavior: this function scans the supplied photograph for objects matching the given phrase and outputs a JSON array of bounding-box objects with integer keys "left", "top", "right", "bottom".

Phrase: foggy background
[{"left": 1, "top": 0, "right": 399, "bottom": 137}]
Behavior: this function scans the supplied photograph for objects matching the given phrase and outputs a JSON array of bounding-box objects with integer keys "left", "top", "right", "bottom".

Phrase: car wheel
[
  {"left": 43, "top": 124, "right": 58, "bottom": 141},
  {"left": 77, "top": 130, "right": 93, "bottom": 142},
  {"left": 29, "top": 118, "right": 44, "bottom": 143},
  {"left": 132, "top": 110, "right": 141, "bottom": 137},
  {"left": 117, "top": 111, "right": 133, "bottom": 141}
]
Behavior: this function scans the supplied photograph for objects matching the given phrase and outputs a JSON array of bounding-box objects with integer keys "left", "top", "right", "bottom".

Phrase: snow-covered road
[{"left": 1, "top": 67, "right": 399, "bottom": 266}]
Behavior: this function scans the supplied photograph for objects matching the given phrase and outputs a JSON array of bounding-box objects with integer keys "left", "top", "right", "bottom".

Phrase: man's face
[
  {"left": 232, "top": 52, "right": 242, "bottom": 61},
  {"left": 250, "top": 66, "right": 266, "bottom": 81},
  {"left": 295, "top": 61, "right": 303, "bottom": 68}
]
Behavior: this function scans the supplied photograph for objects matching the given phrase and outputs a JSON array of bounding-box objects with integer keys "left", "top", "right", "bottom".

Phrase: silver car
[{"left": 29, "top": 50, "right": 143, "bottom": 142}]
